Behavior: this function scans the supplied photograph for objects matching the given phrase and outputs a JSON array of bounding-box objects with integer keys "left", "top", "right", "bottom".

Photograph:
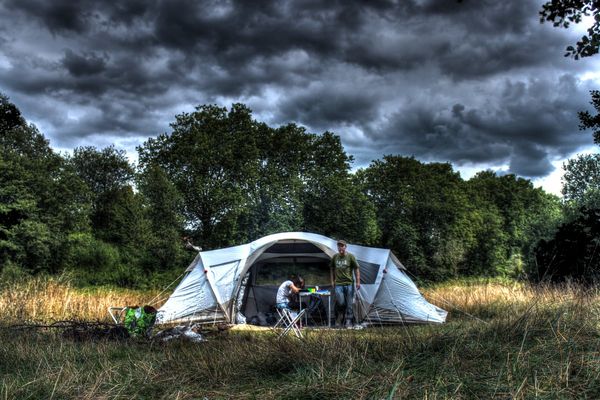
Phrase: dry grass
[
  {"left": 2, "top": 277, "right": 600, "bottom": 399},
  {"left": 422, "top": 279, "right": 600, "bottom": 320},
  {"left": 0, "top": 276, "right": 161, "bottom": 323},
  {"left": 425, "top": 279, "right": 534, "bottom": 308},
  {"left": 2, "top": 275, "right": 598, "bottom": 323}
]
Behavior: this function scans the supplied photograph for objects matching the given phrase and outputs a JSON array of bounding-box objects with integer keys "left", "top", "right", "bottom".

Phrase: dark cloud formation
[
  {"left": 0, "top": 0, "right": 599, "bottom": 190},
  {"left": 62, "top": 50, "right": 108, "bottom": 77}
]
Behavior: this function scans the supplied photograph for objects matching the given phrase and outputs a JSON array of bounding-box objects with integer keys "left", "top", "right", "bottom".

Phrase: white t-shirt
[{"left": 276, "top": 280, "right": 294, "bottom": 304}]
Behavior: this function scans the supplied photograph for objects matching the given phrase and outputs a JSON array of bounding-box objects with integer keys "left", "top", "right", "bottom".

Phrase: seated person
[{"left": 275, "top": 275, "right": 305, "bottom": 318}]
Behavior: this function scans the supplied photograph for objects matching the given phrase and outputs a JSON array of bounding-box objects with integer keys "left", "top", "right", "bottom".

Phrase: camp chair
[
  {"left": 108, "top": 306, "right": 157, "bottom": 338},
  {"left": 273, "top": 307, "right": 306, "bottom": 339},
  {"left": 108, "top": 307, "right": 127, "bottom": 324}
]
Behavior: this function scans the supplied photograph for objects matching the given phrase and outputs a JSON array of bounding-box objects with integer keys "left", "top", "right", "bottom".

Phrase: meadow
[{"left": 1, "top": 277, "right": 599, "bottom": 399}]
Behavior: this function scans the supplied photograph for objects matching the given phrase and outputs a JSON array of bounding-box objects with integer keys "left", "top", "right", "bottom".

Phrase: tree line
[{"left": 2, "top": 93, "right": 599, "bottom": 287}]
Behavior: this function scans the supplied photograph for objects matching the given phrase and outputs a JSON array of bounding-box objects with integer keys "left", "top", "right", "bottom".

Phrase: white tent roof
[{"left": 156, "top": 232, "right": 447, "bottom": 325}]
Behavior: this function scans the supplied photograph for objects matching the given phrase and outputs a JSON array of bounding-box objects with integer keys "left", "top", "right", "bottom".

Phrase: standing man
[{"left": 330, "top": 239, "right": 361, "bottom": 328}]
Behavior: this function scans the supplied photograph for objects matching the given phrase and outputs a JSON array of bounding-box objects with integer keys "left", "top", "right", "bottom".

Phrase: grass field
[{"left": 1, "top": 276, "right": 600, "bottom": 399}]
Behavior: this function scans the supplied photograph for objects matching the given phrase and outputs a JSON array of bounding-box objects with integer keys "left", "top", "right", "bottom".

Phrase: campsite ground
[{"left": 1, "top": 277, "right": 600, "bottom": 399}]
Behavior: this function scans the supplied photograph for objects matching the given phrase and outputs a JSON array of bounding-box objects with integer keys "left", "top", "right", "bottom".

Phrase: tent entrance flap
[{"left": 235, "top": 240, "right": 331, "bottom": 325}]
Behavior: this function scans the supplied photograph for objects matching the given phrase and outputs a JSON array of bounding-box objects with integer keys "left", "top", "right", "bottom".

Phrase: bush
[
  {"left": 0, "top": 260, "right": 28, "bottom": 286},
  {"left": 11, "top": 220, "right": 53, "bottom": 272},
  {"left": 534, "top": 207, "right": 600, "bottom": 283},
  {"left": 62, "top": 233, "right": 145, "bottom": 287}
]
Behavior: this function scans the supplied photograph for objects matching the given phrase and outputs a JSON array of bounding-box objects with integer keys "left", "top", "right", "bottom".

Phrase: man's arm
[
  {"left": 290, "top": 283, "right": 302, "bottom": 293},
  {"left": 352, "top": 255, "right": 361, "bottom": 290},
  {"left": 329, "top": 257, "right": 335, "bottom": 288}
]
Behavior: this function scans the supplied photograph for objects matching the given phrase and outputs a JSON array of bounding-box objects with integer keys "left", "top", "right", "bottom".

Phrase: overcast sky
[{"left": 1, "top": 0, "right": 599, "bottom": 195}]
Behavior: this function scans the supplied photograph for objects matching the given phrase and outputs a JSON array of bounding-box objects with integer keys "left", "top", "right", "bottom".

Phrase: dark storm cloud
[
  {"left": 8, "top": 0, "right": 151, "bottom": 34},
  {"left": 509, "top": 143, "right": 555, "bottom": 177},
  {"left": 277, "top": 81, "right": 384, "bottom": 130},
  {"left": 8, "top": 0, "right": 557, "bottom": 83},
  {"left": 357, "top": 74, "right": 594, "bottom": 177},
  {"left": 0, "top": 0, "right": 598, "bottom": 187},
  {"left": 62, "top": 50, "right": 108, "bottom": 77},
  {"left": 10, "top": 0, "right": 90, "bottom": 34}
]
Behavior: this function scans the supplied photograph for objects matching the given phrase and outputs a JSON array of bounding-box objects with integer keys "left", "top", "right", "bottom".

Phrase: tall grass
[
  {"left": 0, "top": 275, "right": 161, "bottom": 323},
  {"left": 2, "top": 277, "right": 600, "bottom": 398}
]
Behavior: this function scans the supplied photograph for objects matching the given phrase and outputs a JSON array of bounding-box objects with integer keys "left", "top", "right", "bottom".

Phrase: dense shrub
[{"left": 534, "top": 207, "right": 600, "bottom": 283}]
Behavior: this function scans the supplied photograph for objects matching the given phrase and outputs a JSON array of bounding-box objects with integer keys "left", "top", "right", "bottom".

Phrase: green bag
[{"left": 123, "top": 306, "right": 157, "bottom": 338}]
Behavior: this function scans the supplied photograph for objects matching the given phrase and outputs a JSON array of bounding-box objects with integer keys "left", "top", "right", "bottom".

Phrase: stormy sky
[{"left": 1, "top": 0, "right": 599, "bottom": 195}]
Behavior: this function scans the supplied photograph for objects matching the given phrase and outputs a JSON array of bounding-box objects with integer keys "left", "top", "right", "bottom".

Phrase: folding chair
[{"left": 273, "top": 307, "right": 306, "bottom": 339}]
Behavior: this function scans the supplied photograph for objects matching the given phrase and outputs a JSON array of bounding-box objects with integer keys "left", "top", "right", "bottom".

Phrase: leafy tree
[
  {"left": 94, "top": 187, "right": 149, "bottom": 248},
  {"left": 138, "top": 103, "right": 378, "bottom": 249},
  {"left": 138, "top": 104, "right": 261, "bottom": 249},
  {"left": 459, "top": 203, "right": 508, "bottom": 277},
  {"left": 0, "top": 96, "right": 53, "bottom": 160},
  {"left": 531, "top": 88, "right": 600, "bottom": 283},
  {"left": 540, "top": 0, "right": 600, "bottom": 59},
  {"left": 468, "top": 171, "right": 562, "bottom": 278},
  {"left": 0, "top": 94, "right": 90, "bottom": 273},
  {"left": 521, "top": 190, "right": 563, "bottom": 263},
  {"left": 360, "top": 156, "right": 472, "bottom": 281},
  {"left": 137, "top": 164, "right": 187, "bottom": 271},
  {"left": 70, "top": 145, "right": 134, "bottom": 196},
  {"left": 578, "top": 90, "right": 600, "bottom": 144},
  {"left": 239, "top": 123, "right": 308, "bottom": 239},
  {"left": 0, "top": 153, "right": 39, "bottom": 269},
  {"left": 0, "top": 94, "right": 23, "bottom": 133},
  {"left": 69, "top": 145, "right": 145, "bottom": 247},
  {"left": 63, "top": 232, "right": 141, "bottom": 287},
  {"left": 562, "top": 153, "right": 600, "bottom": 210},
  {"left": 467, "top": 172, "right": 524, "bottom": 276},
  {"left": 534, "top": 207, "right": 600, "bottom": 283},
  {"left": 302, "top": 132, "right": 380, "bottom": 245}
]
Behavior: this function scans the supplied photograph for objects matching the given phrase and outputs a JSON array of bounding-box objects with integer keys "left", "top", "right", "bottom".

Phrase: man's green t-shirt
[{"left": 331, "top": 253, "right": 359, "bottom": 286}]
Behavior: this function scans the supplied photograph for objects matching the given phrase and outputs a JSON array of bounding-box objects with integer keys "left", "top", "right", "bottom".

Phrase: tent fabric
[
  {"left": 364, "top": 258, "right": 447, "bottom": 323},
  {"left": 156, "top": 232, "right": 447, "bottom": 325}
]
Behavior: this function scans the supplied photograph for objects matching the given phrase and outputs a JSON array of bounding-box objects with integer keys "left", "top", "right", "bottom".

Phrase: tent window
[
  {"left": 357, "top": 260, "right": 378, "bottom": 284},
  {"left": 254, "top": 258, "right": 330, "bottom": 286},
  {"left": 265, "top": 242, "right": 323, "bottom": 254}
]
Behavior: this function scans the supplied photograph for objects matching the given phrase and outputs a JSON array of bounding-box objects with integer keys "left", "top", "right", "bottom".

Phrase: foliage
[
  {"left": 534, "top": 207, "right": 600, "bottom": 283},
  {"left": 578, "top": 90, "right": 600, "bottom": 144},
  {"left": 535, "top": 90, "right": 600, "bottom": 283},
  {"left": 359, "top": 160, "right": 560, "bottom": 282},
  {"left": 562, "top": 153, "right": 600, "bottom": 212},
  {"left": 136, "top": 164, "right": 188, "bottom": 271},
  {"left": 240, "top": 123, "right": 309, "bottom": 239},
  {"left": 70, "top": 145, "right": 134, "bottom": 197},
  {"left": 360, "top": 156, "right": 474, "bottom": 280},
  {"left": 540, "top": 0, "right": 600, "bottom": 59},
  {"left": 69, "top": 145, "right": 137, "bottom": 240},
  {"left": 0, "top": 95, "right": 90, "bottom": 274},
  {"left": 94, "top": 187, "right": 149, "bottom": 248},
  {"left": 0, "top": 94, "right": 564, "bottom": 285},
  {"left": 137, "top": 105, "right": 379, "bottom": 249},
  {"left": 61, "top": 233, "right": 134, "bottom": 286},
  {"left": 467, "top": 171, "right": 562, "bottom": 278},
  {"left": 302, "top": 132, "right": 380, "bottom": 245},
  {"left": 138, "top": 104, "right": 261, "bottom": 248},
  {"left": 0, "top": 260, "right": 27, "bottom": 286}
]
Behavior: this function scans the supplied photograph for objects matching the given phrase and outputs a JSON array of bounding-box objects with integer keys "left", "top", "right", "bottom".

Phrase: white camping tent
[{"left": 156, "top": 232, "right": 447, "bottom": 326}]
